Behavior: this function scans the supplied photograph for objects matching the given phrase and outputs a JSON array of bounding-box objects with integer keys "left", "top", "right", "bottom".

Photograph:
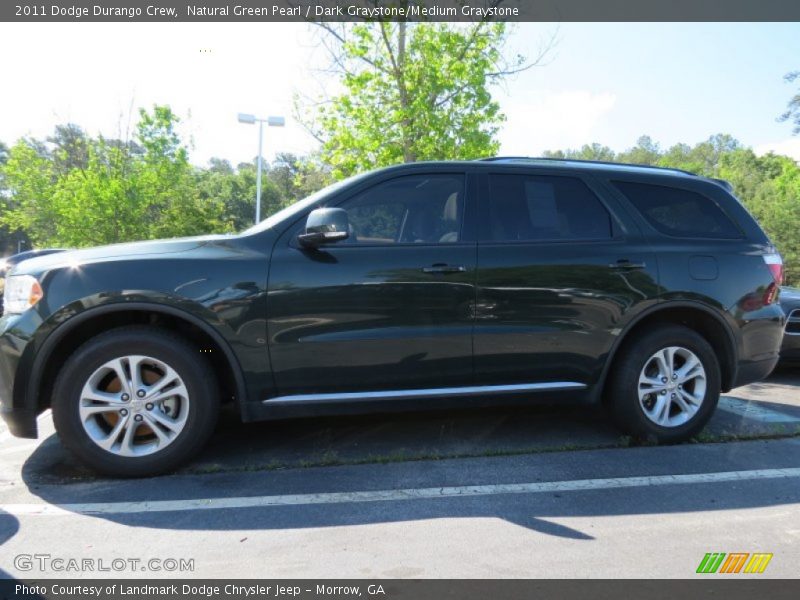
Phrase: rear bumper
[{"left": 732, "top": 355, "right": 780, "bottom": 388}]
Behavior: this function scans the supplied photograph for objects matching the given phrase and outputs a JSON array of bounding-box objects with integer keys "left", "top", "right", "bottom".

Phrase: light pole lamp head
[
  {"left": 267, "top": 116, "right": 285, "bottom": 127},
  {"left": 237, "top": 113, "right": 256, "bottom": 125}
]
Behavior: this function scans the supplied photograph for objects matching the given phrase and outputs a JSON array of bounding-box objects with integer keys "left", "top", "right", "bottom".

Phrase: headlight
[{"left": 3, "top": 275, "right": 44, "bottom": 315}]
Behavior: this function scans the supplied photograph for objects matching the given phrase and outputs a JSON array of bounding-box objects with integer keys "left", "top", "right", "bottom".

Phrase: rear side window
[
  {"left": 612, "top": 180, "right": 742, "bottom": 239},
  {"left": 486, "top": 174, "right": 613, "bottom": 242}
]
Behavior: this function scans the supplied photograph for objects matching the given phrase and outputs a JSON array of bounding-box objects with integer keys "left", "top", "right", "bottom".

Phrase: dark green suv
[{"left": 0, "top": 158, "right": 786, "bottom": 476}]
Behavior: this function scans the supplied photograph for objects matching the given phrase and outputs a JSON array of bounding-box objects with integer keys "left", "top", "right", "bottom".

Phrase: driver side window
[{"left": 340, "top": 174, "right": 465, "bottom": 245}]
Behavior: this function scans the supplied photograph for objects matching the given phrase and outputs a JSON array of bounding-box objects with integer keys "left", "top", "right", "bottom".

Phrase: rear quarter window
[{"left": 612, "top": 180, "right": 743, "bottom": 239}]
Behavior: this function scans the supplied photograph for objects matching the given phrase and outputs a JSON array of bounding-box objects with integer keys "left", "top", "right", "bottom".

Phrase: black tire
[
  {"left": 52, "top": 326, "right": 219, "bottom": 477},
  {"left": 608, "top": 324, "right": 721, "bottom": 443}
]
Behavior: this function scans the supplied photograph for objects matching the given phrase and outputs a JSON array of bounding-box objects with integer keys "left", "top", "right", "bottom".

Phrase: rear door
[{"left": 474, "top": 169, "right": 660, "bottom": 388}]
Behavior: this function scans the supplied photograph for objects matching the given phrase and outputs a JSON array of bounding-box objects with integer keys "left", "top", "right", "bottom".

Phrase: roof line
[{"left": 476, "top": 156, "right": 698, "bottom": 177}]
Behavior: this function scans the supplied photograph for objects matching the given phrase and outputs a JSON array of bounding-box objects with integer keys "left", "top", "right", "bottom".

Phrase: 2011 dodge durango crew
[{"left": 0, "top": 158, "right": 786, "bottom": 476}]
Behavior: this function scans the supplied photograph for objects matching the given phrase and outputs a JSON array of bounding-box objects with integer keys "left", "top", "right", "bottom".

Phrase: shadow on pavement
[
  {"left": 17, "top": 433, "right": 800, "bottom": 540},
  {"left": 20, "top": 403, "right": 621, "bottom": 484},
  {"left": 13, "top": 370, "right": 800, "bottom": 540},
  {"left": 0, "top": 510, "right": 21, "bottom": 578}
]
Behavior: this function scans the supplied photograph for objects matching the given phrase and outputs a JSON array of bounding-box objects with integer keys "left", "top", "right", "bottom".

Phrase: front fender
[{"left": 15, "top": 296, "right": 256, "bottom": 423}]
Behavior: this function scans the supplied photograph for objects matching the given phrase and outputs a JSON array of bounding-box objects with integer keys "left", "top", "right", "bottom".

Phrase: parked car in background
[
  {"left": 0, "top": 159, "right": 787, "bottom": 476},
  {"left": 0, "top": 249, "right": 67, "bottom": 312},
  {"left": 779, "top": 287, "right": 800, "bottom": 363}
]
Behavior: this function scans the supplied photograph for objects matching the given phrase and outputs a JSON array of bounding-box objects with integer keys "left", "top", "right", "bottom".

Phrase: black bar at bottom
[{"left": 2, "top": 579, "right": 800, "bottom": 600}]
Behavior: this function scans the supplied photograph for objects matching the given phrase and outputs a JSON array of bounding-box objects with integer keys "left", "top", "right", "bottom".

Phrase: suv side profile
[{"left": 0, "top": 158, "right": 786, "bottom": 476}]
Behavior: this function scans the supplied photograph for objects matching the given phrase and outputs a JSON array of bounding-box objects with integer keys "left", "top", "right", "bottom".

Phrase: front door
[{"left": 266, "top": 172, "right": 477, "bottom": 397}]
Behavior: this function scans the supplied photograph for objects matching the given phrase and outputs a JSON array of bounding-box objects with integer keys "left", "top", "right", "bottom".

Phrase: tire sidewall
[{"left": 52, "top": 328, "right": 218, "bottom": 477}]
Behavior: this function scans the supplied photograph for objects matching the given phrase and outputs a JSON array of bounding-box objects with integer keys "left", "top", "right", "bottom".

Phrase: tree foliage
[
  {"left": 302, "top": 20, "right": 551, "bottom": 178},
  {"left": 0, "top": 110, "right": 331, "bottom": 250},
  {"left": 780, "top": 71, "right": 800, "bottom": 135}
]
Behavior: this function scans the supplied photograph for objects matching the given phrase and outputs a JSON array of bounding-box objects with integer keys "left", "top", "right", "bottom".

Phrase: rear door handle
[
  {"left": 609, "top": 259, "right": 646, "bottom": 270},
  {"left": 422, "top": 264, "right": 467, "bottom": 274}
]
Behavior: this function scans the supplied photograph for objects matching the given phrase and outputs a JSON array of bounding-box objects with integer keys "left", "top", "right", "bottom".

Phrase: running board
[{"left": 263, "top": 382, "right": 586, "bottom": 405}]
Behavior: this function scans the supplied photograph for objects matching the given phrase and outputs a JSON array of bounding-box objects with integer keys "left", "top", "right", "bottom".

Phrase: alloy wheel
[
  {"left": 78, "top": 355, "right": 190, "bottom": 457},
  {"left": 637, "top": 346, "right": 707, "bottom": 427}
]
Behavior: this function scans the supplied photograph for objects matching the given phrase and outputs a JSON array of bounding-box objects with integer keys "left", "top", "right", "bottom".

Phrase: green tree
[
  {"left": 1, "top": 139, "right": 58, "bottom": 243},
  {"left": 197, "top": 159, "right": 280, "bottom": 231},
  {"left": 618, "top": 135, "right": 661, "bottom": 165},
  {"left": 0, "top": 106, "right": 228, "bottom": 247},
  {"left": 779, "top": 71, "right": 800, "bottom": 134},
  {"left": 543, "top": 143, "right": 616, "bottom": 161},
  {"left": 303, "top": 20, "right": 552, "bottom": 177},
  {"left": 48, "top": 124, "right": 90, "bottom": 175},
  {"left": 268, "top": 152, "right": 333, "bottom": 203}
]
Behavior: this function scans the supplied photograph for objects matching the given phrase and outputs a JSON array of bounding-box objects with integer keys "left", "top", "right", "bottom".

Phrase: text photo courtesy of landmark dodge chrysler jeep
[{"left": 0, "top": 158, "right": 786, "bottom": 476}]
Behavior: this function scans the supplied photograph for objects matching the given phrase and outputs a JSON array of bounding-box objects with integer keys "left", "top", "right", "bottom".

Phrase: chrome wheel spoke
[
  {"left": 80, "top": 404, "right": 123, "bottom": 418},
  {"left": 143, "top": 413, "right": 175, "bottom": 445},
  {"left": 655, "top": 396, "right": 671, "bottom": 425},
  {"left": 679, "top": 388, "right": 702, "bottom": 408},
  {"left": 128, "top": 355, "right": 148, "bottom": 394},
  {"left": 109, "top": 358, "right": 133, "bottom": 397},
  {"left": 644, "top": 395, "right": 670, "bottom": 426},
  {"left": 675, "top": 355, "right": 701, "bottom": 383},
  {"left": 145, "top": 408, "right": 185, "bottom": 433},
  {"left": 96, "top": 413, "right": 131, "bottom": 451},
  {"left": 148, "top": 383, "right": 188, "bottom": 405},
  {"left": 672, "top": 392, "right": 692, "bottom": 415},
  {"left": 82, "top": 390, "right": 124, "bottom": 405},
  {"left": 638, "top": 372, "right": 665, "bottom": 392},
  {"left": 118, "top": 419, "right": 139, "bottom": 457},
  {"left": 654, "top": 348, "right": 674, "bottom": 379}
]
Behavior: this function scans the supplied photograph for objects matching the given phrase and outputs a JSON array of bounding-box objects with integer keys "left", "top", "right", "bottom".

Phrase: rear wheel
[
  {"left": 52, "top": 326, "right": 219, "bottom": 477},
  {"left": 608, "top": 324, "right": 721, "bottom": 442}
]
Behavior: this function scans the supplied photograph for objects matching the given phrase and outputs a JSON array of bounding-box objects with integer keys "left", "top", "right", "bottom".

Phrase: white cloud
[
  {"left": 498, "top": 90, "right": 617, "bottom": 156},
  {"left": 755, "top": 138, "right": 800, "bottom": 162}
]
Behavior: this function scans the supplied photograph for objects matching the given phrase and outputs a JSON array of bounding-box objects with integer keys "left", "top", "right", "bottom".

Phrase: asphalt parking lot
[{"left": 1, "top": 369, "right": 799, "bottom": 578}]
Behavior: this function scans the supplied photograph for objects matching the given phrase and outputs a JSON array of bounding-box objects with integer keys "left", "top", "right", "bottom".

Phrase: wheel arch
[
  {"left": 597, "top": 301, "right": 738, "bottom": 401},
  {"left": 27, "top": 302, "right": 248, "bottom": 418}
]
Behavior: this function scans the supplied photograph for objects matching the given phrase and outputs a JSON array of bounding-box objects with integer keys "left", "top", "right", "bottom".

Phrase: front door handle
[
  {"left": 609, "top": 259, "right": 646, "bottom": 270},
  {"left": 422, "top": 264, "right": 467, "bottom": 274}
]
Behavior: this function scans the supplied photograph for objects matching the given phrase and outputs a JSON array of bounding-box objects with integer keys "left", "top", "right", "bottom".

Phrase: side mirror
[{"left": 298, "top": 207, "right": 350, "bottom": 248}]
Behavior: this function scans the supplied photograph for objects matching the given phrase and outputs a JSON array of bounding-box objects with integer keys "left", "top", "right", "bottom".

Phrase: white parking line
[
  {"left": 718, "top": 397, "right": 800, "bottom": 423},
  {"left": 2, "top": 467, "right": 799, "bottom": 517}
]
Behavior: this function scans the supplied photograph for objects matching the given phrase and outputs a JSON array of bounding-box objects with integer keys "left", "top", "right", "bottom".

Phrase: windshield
[{"left": 241, "top": 171, "right": 370, "bottom": 235}]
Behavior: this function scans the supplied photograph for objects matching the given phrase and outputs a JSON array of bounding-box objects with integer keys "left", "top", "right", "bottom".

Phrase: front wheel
[
  {"left": 52, "top": 326, "right": 219, "bottom": 477},
  {"left": 608, "top": 324, "right": 721, "bottom": 443}
]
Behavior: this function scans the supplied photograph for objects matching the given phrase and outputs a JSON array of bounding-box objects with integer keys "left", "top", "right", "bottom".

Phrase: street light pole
[
  {"left": 256, "top": 119, "right": 263, "bottom": 225},
  {"left": 237, "top": 113, "right": 285, "bottom": 225}
]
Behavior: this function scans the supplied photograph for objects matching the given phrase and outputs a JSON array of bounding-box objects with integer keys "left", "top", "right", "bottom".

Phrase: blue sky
[
  {"left": 499, "top": 22, "right": 800, "bottom": 157},
  {"left": 0, "top": 22, "right": 798, "bottom": 163}
]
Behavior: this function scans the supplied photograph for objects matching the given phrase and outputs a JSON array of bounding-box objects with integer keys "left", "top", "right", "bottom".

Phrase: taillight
[
  {"left": 762, "top": 253, "right": 783, "bottom": 305},
  {"left": 763, "top": 253, "right": 784, "bottom": 285}
]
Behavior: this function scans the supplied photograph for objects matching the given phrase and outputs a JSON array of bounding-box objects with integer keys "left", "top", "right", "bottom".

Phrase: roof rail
[{"left": 477, "top": 156, "right": 698, "bottom": 177}]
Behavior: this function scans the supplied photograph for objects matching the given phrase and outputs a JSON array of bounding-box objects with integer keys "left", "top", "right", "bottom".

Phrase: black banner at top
[{"left": 2, "top": 0, "right": 800, "bottom": 22}]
